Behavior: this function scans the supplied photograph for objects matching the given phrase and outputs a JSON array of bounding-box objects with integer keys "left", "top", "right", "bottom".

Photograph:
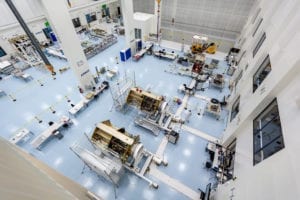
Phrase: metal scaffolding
[{"left": 110, "top": 71, "right": 136, "bottom": 111}]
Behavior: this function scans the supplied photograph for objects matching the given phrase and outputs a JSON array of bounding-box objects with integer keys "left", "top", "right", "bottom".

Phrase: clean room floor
[{"left": 0, "top": 35, "right": 231, "bottom": 200}]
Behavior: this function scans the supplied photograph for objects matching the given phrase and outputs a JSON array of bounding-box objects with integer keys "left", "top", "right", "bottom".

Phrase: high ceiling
[
  {"left": 0, "top": 0, "right": 44, "bottom": 27},
  {"left": 161, "top": 0, "right": 256, "bottom": 40}
]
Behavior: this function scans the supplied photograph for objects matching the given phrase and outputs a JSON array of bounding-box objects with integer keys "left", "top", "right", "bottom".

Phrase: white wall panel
[
  {"left": 161, "top": 0, "right": 255, "bottom": 52},
  {"left": 215, "top": 0, "right": 300, "bottom": 199},
  {"left": 0, "top": 0, "right": 44, "bottom": 27}
]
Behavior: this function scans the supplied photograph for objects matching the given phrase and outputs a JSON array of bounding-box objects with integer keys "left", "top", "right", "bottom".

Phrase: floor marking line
[{"left": 10, "top": 86, "right": 77, "bottom": 136}]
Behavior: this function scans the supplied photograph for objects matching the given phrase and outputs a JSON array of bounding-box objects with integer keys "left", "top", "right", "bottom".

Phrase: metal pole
[
  {"left": 5, "top": 0, "right": 56, "bottom": 75},
  {"left": 104, "top": 170, "right": 117, "bottom": 199},
  {"left": 133, "top": 71, "right": 136, "bottom": 87},
  {"left": 156, "top": 0, "right": 161, "bottom": 41}
]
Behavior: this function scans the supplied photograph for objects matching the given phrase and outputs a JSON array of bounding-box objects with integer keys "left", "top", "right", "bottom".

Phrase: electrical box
[
  {"left": 136, "top": 39, "right": 142, "bottom": 51},
  {"left": 120, "top": 48, "right": 131, "bottom": 62}
]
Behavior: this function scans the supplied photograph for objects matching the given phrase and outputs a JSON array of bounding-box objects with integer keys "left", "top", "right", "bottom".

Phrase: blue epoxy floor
[{"left": 0, "top": 35, "right": 231, "bottom": 200}]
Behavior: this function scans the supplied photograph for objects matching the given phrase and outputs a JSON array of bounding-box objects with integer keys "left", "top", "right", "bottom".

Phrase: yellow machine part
[
  {"left": 206, "top": 43, "right": 217, "bottom": 54},
  {"left": 46, "top": 64, "right": 56, "bottom": 75},
  {"left": 126, "top": 87, "right": 163, "bottom": 113},
  {"left": 91, "top": 120, "right": 139, "bottom": 163},
  {"left": 191, "top": 44, "right": 203, "bottom": 54}
]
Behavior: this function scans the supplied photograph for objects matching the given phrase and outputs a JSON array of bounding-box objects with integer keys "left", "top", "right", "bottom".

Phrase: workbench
[
  {"left": 153, "top": 50, "right": 178, "bottom": 60},
  {"left": 69, "top": 83, "right": 108, "bottom": 116},
  {"left": 204, "top": 99, "right": 221, "bottom": 120},
  {"left": 9, "top": 128, "right": 33, "bottom": 144},
  {"left": 13, "top": 71, "right": 33, "bottom": 81},
  {"left": 46, "top": 48, "right": 67, "bottom": 60},
  {"left": 31, "top": 116, "right": 71, "bottom": 150},
  {"left": 133, "top": 48, "right": 147, "bottom": 61},
  {"left": 212, "top": 147, "right": 221, "bottom": 169},
  {"left": 133, "top": 43, "right": 153, "bottom": 61},
  {"left": 106, "top": 69, "right": 118, "bottom": 80},
  {"left": 210, "top": 74, "right": 225, "bottom": 92},
  {"left": 69, "top": 99, "right": 89, "bottom": 116},
  {"left": 0, "top": 60, "right": 15, "bottom": 75}
]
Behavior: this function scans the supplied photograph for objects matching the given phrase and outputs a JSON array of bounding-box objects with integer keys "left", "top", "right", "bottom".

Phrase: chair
[
  {"left": 205, "top": 161, "right": 212, "bottom": 169},
  {"left": 48, "top": 121, "right": 54, "bottom": 126}
]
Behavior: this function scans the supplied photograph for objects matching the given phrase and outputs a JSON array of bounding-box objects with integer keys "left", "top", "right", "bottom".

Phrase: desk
[
  {"left": 205, "top": 101, "right": 221, "bottom": 120},
  {"left": 0, "top": 60, "right": 11, "bottom": 69},
  {"left": 0, "top": 61, "right": 14, "bottom": 75},
  {"left": 69, "top": 84, "right": 107, "bottom": 116},
  {"left": 133, "top": 49, "right": 147, "bottom": 61},
  {"left": 210, "top": 74, "right": 225, "bottom": 91},
  {"left": 21, "top": 73, "right": 32, "bottom": 80},
  {"left": 106, "top": 69, "right": 118, "bottom": 80},
  {"left": 46, "top": 48, "right": 67, "bottom": 60},
  {"left": 133, "top": 43, "right": 153, "bottom": 61},
  {"left": 9, "top": 128, "right": 32, "bottom": 144},
  {"left": 202, "top": 66, "right": 214, "bottom": 74},
  {"left": 59, "top": 66, "right": 70, "bottom": 73},
  {"left": 206, "top": 142, "right": 216, "bottom": 152},
  {"left": 31, "top": 116, "right": 71, "bottom": 149},
  {"left": 153, "top": 51, "right": 178, "bottom": 60},
  {"left": 93, "top": 84, "right": 107, "bottom": 96},
  {"left": 13, "top": 71, "right": 32, "bottom": 81},
  {"left": 85, "top": 92, "right": 95, "bottom": 100},
  {"left": 69, "top": 99, "right": 89, "bottom": 116},
  {"left": 212, "top": 147, "right": 221, "bottom": 169}
]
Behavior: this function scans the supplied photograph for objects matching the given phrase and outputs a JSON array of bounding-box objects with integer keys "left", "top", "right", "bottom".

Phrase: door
[{"left": 135, "top": 28, "right": 142, "bottom": 39}]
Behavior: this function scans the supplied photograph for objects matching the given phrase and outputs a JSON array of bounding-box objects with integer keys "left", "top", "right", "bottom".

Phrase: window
[
  {"left": 237, "top": 38, "right": 242, "bottom": 44},
  {"left": 240, "top": 38, "right": 246, "bottom": 49},
  {"left": 72, "top": 18, "right": 81, "bottom": 28},
  {"left": 0, "top": 46, "right": 7, "bottom": 57},
  {"left": 135, "top": 28, "right": 141, "bottom": 39},
  {"left": 252, "top": 18, "right": 263, "bottom": 37},
  {"left": 226, "top": 138, "right": 236, "bottom": 178},
  {"left": 253, "top": 55, "right": 271, "bottom": 92},
  {"left": 85, "top": 14, "right": 91, "bottom": 23},
  {"left": 86, "top": 12, "right": 97, "bottom": 23},
  {"left": 230, "top": 96, "right": 240, "bottom": 121},
  {"left": 90, "top": 13, "right": 97, "bottom": 21},
  {"left": 244, "top": 63, "right": 249, "bottom": 71},
  {"left": 253, "top": 32, "right": 266, "bottom": 57},
  {"left": 251, "top": 8, "right": 261, "bottom": 24},
  {"left": 235, "top": 71, "right": 243, "bottom": 88},
  {"left": 253, "top": 99, "right": 284, "bottom": 165}
]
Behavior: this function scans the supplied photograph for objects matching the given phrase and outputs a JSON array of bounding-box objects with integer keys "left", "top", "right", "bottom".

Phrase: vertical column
[
  {"left": 120, "top": 0, "right": 136, "bottom": 51},
  {"left": 40, "top": 0, "right": 94, "bottom": 90},
  {"left": 154, "top": 0, "right": 162, "bottom": 41}
]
